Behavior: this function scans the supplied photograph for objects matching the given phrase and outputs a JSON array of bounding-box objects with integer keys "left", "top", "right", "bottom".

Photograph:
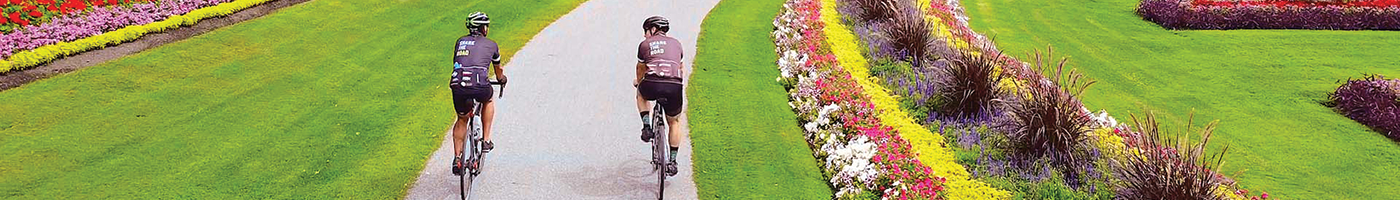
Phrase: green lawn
[
  {"left": 961, "top": 0, "right": 1400, "bottom": 198},
  {"left": 0, "top": 0, "right": 584, "bottom": 198},
  {"left": 688, "top": 0, "right": 835, "bottom": 198}
]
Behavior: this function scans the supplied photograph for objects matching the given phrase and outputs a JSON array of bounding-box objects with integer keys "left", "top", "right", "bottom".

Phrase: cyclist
[
  {"left": 634, "top": 16, "right": 685, "bottom": 176},
  {"left": 451, "top": 12, "right": 508, "bottom": 176}
]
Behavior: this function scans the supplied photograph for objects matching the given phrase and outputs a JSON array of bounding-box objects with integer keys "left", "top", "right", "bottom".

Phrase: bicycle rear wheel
[
  {"left": 461, "top": 113, "right": 480, "bottom": 200},
  {"left": 652, "top": 104, "right": 668, "bottom": 200}
]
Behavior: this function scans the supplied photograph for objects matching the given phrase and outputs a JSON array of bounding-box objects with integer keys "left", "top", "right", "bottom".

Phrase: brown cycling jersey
[{"left": 637, "top": 34, "right": 684, "bottom": 84}]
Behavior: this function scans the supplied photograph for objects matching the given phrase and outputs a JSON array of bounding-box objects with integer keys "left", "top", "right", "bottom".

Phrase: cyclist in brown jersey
[{"left": 634, "top": 16, "right": 685, "bottom": 176}]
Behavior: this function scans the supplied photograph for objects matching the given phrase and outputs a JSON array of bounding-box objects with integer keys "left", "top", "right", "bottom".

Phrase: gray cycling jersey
[{"left": 452, "top": 35, "right": 501, "bottom": 87}]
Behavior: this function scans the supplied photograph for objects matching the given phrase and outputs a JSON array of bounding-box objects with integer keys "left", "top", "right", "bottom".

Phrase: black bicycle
[
  {"left": 645, "top": 98, "right": 670, "bottom": 200},
  {"left": 460, "top": 81, "right": 504, "bottom": 200}
]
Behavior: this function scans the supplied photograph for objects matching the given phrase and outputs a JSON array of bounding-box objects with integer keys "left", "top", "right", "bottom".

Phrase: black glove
[{"left": 496, "top": 75, "right": 508, "bottom": 85}]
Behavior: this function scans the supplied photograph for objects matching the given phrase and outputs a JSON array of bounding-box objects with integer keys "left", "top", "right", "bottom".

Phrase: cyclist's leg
[
  {"left": 450, "top": 86, "right": 476, "bottom": 156},
  {"left": 466, "top": 85, "right": 496, "bottom": 151},
  {"left": 636, "top": 84, "right": 659, "bottom": 142},
  {"left": 657, "top": 81, "right": 685, "bottom": 176},
  {"left": 636, "top": 91, "right": 651, "bottom": 119},
  {"left": 658, "top": 82, "right": 686, "bottom": 148},
  {"left": 666, "top": 116, "right": 682, "bottom": 148},
  {"left": 452, "top": 114, "right": 471, "bottom": 154},
  {"left": 451, "top": 106, "right": 474, "bottom": 175},
  {"left": 481, "top": 100, "right": 495, "bottom": 142}
]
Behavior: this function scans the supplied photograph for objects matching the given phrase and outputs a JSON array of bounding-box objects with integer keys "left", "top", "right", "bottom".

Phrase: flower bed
[
  {"left": 773, "top": 0, "right": 976, "bottom": 198},
  {"left": 1328, "top": 75, "right": 1400, "bottom": 140},
  {"left": 1138, "top": 0, "right": 1400, "bottom": 30},
  {"left": 1192, "top": 0, "right": 1400, "bottom": 8},
  {"left": 776, "top": 0, "right": 1015, "bottom": 199},
  {"left": 1, "top": 0, "right": 275, "bottom": 73},
  {"left": 1, "top": 0, "right": 156, "bottom": 31}
]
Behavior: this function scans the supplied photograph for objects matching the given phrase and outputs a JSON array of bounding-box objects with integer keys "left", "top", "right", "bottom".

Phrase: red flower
[
  {"left": 8, "top": 12, "right": 19, "bottom": 21},
  {"left": 0, "top": 14, "right": 7, "bottom": 24},
  {"left": 63, "top": 0, "right": 85, "bottom": 11},
  {"left": 47, "top": 5, "right": 58, "bottom": 11},
  {"left": 108, "top": 0, "right": 117, "bottom": 5},
  {"left": 27, "top": 10, "right": 41, "bottom": 17},
  {"left": 17, "top": 18, "right": 27, "bottom": 26}
]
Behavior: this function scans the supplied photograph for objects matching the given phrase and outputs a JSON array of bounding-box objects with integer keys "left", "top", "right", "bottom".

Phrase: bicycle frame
[{"left": 460, "top": 81, "right": 504, "bottom": 200}]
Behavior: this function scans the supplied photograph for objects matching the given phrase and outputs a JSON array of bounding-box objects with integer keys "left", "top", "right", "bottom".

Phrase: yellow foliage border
[
  {"left": 819, "top": 0, "right": 1010, "bottom": 199},
  {"left": 0, "top": 0, "right": 278, "bottom": 73}
]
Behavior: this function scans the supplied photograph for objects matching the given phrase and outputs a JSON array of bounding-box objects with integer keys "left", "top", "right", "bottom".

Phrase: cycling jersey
[
  {"left": 452, "top": 35, "right": 501, "bottom": 88},
  {"left": 637, "top": 35, "right": 684, "bottom": 84}
]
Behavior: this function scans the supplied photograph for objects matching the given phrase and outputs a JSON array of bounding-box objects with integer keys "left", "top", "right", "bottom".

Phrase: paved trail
[{"left": 404, "top": 0, "right": 720, "bottom": 199}]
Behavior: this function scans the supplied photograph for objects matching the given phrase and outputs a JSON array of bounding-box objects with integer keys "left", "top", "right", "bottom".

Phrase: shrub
[
  {"left": 1000, "top": 47, "right": 1098, "bottom": 186},
  {"left": 1113, "top": 111, "right": 1230, "bottom": 200},
  {"left": 878, "top": 0, "right": 937, "bottom": 68},
  {"left": 1137, "top": 0, "right": 1400, "bottom": 30},
  {"left": 841, "top": 0, "right": 900, "bottom": 22},
  {"left": 1327, "top": 75, "right": 1400, "bottom": 140},
  {"left": 935, "top": 49, "right": 1008, "bottom": 121}
]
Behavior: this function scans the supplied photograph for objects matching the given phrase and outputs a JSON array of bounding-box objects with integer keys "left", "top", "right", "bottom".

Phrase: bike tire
[
  {"left": 653, "top": 104, "right": 668, "bottom": 200},
  {"left": 461, "top": 112, "right": 481, "bottom": 200}
]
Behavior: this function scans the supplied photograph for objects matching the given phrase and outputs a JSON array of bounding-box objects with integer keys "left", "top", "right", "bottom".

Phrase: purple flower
[{"left": 2, "top": 0, "right": 236, "bottom": 61}]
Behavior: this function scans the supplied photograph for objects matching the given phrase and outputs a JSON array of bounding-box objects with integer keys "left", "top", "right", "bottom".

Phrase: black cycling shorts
[
  {"left": 452, "top": 85, "right": 493, "bottom": 116},
  {"left": 638, "top": 80, "right": 684, "bottom": 117}
]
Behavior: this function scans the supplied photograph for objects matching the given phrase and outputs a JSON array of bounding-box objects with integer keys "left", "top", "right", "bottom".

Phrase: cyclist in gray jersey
[
  {"left": 634, "top": 16, "right": 685, "bottom": 176},
  {"left": 450, "top": 12, "right": 508, "bottom": 176}
]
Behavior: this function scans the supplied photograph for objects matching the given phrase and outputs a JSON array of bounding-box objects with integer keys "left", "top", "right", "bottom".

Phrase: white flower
[{"left": 1089, "top": 110, "right": 1119, "bottom": 128}]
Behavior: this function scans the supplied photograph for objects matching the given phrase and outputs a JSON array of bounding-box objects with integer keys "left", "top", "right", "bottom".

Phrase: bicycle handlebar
[{"left": 490, "top": 81, "right": 505, "bottom": 98}]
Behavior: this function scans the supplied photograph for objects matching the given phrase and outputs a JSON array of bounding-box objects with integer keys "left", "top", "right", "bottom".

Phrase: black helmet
[
  {"left": 643, "top": 16, "right": 670, "bottom": 33},
  {"left": 466, "top": 12, "right": 491, "bottom": 28}
]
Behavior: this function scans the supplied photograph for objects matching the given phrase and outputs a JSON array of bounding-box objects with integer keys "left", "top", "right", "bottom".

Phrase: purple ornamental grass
[
  {"left": 1000, "top": 47, "right": 1099, "bottom": 187},
  {"left": 1138, "top": 0, "right": 1400, "bottom": 30},
  {"left": 1113, "top": 111, "right": 1230, "bottom": 200},
  {"left": 934, "top": 49, "right": 1009, "bottom": 122},
  {"left": 1, "top": 0, "right": 234, "bottom": 60},
  {"left": 1328, "top": 75, "right": 1400, "bottom": 140}
]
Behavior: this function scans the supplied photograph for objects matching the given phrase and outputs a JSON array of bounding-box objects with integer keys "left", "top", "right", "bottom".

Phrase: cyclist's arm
[
  {"left": 492, "top": 50, "right": 506, "bottom": 83},
  {"left": 635, "top": 62, "right": 646, "bottom": 86},
  {"left": 636, "top": 42, "right": 648, "bottom": 86}
]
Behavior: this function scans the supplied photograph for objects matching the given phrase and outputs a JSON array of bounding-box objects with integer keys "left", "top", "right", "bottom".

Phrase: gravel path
[{"left": 403, "top": 0, "right": 720, "bottom": 199}]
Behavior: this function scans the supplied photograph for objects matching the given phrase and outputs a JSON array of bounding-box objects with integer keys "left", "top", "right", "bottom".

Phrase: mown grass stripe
[
  {"left": 689, "top": 0, "right": 835, "bottom": 199},
  {"left": 0, "top": 0, "right": 586, "bottom": 198}
]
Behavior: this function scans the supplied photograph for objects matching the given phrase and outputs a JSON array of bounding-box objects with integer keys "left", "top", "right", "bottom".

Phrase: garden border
[
  {"left": 817, "top": 0, "right": 1012, "bottom": 198},
  {"left": 0, "top": 0, "right": 309, "bottom": 91},
  {"left": 1137, "top": 0, "right": 1400, "bottom": 30}
]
